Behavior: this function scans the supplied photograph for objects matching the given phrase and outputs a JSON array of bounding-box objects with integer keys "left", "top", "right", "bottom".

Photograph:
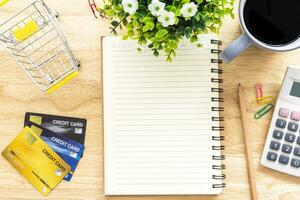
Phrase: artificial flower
[
  {"left": 121, "top": 0, "right": 138, "bottom": 14},
  {"left": 148, "top": 0, "right": 165, "bottom": 16},
  {"left": 158, "top": 10, "right": 175, "bottom": 27},
  {"left": 180, "top": 2, "right": 198, "bottom": 18}
]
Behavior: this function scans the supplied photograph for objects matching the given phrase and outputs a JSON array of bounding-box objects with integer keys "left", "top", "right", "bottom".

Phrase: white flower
[
  {"left": 121, "top": 0, "right": 138, "bottom": 15},
  {"left": 158, "top": 10, "right": 175, "bottom": 27},
  {"left": 180, "top": 2, "right": 198, "bottom": 18},
  {"left": 148, "top": 0, "right": 165, "bottom": 16}
]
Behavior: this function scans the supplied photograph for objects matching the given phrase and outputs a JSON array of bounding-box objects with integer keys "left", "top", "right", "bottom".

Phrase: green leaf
[
  {"left": 118, "top": 12, "right": 126, "bottom": 19},
  {"left": 184, "top": 27, "right": 193, "bottom": 38},
  {"left": 181, "top": 0, "right": 190, "bottom": 4},
  {"left": 190, "top": 35, "right": 198, "bottom": 43},
  {"left": 195, "top": 12, "right": 201, "bottom": 21},
  {"left": 166, "top": 56, "right": 172, "bottom": 62},
  {"left": 166, "top": 5, "right": 177, "bottom": 12},
  {"left": 148, "top": 43, "right": 154, "bottom": 48},
  {"left": 132, "top": 20, "right": 139, "bottom": 27},
  {"left": 122, "top": 18, "right": 128, "bottom": 26},
  {"left": 142, "top": 16, "right": 153, "bottom": 23},
  {"left": 155, "top": 29, "right": 168, "bottom": 39},
  {"left": 177, "top": 26, "right": 185, "bottom": 34},
  {"left": 105, "top": 9, "right": 116, "bottom": 16},
  {"left": 167, "top": 40, "right": 178, "bottom": 49},
  {"left": 175, "top": 9, "right": 181, "bottom": 16},
  {"left": 210, "top": 26, "right": 217, "bottom": 33},
  {"left": 172, "top": 50, "right": 176, "bottom": 57},
  {"left": 111, "top": 21, "right": 119, "bottom": 27},
  {"left": 142, "top": 21, "right": 155, "bottom": 32},
  {"left": 126, "top": 22, "right": 133, "bottom": 29},
  {"left": 153, "top": 49, "right": 159, "bottom": 57},
  {"left": 138, "top": 37, "right": 147, "bottom": 45},
  {"left": 127, "top": 30, "right": 134, "bottom": 37},
  {"left": 122, "top": 35, "right": 129, "bottom": 40},
  {"left": 157, "top": 44, "right": 163, "bottom": 50},
  {"left": 115, "top": 6, "right": 123, "bottom": 12},
  {"left": 153, "top": 42, "right": 160, "bottom": 49}
]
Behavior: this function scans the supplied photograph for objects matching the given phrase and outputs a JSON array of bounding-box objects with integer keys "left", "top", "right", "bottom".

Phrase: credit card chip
[{"left": 25, "top": 132, "right": 37, "bottom": 145}]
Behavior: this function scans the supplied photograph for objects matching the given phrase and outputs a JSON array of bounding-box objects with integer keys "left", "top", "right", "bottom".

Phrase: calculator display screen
[{"left": 290, "top": 81, "right": 300, "bottom": 98}]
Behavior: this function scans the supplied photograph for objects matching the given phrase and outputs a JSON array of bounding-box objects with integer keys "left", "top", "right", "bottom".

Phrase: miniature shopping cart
[{"left": 0, "top": 0, "right": 80, "bottom": 92}]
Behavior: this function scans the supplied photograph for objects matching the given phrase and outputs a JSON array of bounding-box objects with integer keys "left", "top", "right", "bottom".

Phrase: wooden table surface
[{"left": 1, "top": 0, "right": 300, "bottom": 199}]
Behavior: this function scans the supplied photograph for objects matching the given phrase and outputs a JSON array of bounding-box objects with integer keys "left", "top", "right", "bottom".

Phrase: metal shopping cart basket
[{"left": 0, "top": 0, "right": 80, "bottom": 92}]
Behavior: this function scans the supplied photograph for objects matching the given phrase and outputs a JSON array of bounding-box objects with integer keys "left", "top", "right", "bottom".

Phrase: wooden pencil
[{"left": 238, "top": 83, "right": 258, "bottom": 200}]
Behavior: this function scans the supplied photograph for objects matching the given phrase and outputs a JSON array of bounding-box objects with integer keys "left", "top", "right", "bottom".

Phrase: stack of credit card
[{"left": 2, "top": 113, "right": 87, "bottom": 196}]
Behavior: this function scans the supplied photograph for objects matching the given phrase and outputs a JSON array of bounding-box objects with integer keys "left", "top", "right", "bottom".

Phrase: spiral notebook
[{"left": 102, "top": 35, "right": 225, "bottom": 195}]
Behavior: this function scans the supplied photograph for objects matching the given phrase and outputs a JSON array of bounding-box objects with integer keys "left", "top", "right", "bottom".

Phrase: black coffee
[{"left": 244, "top": 0, "right": 300, "bottom": 45}]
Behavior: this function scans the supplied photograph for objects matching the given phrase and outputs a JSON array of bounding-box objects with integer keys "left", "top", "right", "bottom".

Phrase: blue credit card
[
  {"left": 24, "top": 112, "right": 87, "bottom": 148},
  {"left": 25, "top": 121, "right": 84, "bottom": 181}
]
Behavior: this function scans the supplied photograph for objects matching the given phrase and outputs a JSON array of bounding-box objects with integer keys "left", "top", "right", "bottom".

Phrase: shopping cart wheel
[
  {"left": 76, "top": 59, "right": 81, "bottom": 68},
  {"left": 54, "top": 11, "right": 59, "bottom": 18},
  {"left": 49, "top": 7, "right": 59, "bottom": 18}
]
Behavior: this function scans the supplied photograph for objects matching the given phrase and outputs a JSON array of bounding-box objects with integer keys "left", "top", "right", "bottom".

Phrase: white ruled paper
[{"left": 103, "top": 36, "right": 222, "bottom": 195}]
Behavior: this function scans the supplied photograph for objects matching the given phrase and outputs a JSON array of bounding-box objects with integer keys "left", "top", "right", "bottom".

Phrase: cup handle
[{"left": 220, "top": 34, "right": 252, "bottom": 63}]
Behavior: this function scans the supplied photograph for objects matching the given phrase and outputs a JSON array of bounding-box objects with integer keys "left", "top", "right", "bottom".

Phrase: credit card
[
  {"left": 2, "top": 127, "right": 71, "bottom": 196},
  {"left": 26, "top": 121, "right": 84, "bottom": 181},
  {"left": 24, "top": 112, "right": 87, "bottom": 147}
]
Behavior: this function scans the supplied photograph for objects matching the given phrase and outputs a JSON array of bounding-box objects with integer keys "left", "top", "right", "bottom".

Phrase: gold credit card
[{"left": 2, "top": 127, "right": 71, "bottom": 196}]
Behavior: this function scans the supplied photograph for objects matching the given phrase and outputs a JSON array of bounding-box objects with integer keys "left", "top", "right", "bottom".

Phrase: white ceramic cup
[{"left": 221, "top": 0, "right": 300, "bottom": 63}]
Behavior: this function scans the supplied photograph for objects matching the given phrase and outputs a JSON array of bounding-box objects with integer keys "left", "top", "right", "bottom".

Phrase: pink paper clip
[{"left": 255, "top": 83, "right": 263, "bottom": 103}]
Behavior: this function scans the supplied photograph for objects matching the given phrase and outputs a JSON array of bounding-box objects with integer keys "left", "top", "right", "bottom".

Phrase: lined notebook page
[{"left": 103, "top": 35, "right": 222, "bottom": 195}]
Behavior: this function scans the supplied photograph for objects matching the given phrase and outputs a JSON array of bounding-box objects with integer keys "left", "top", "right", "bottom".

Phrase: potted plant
[{"left": 99, "top": 0, "right": 234, "bottom": 61}]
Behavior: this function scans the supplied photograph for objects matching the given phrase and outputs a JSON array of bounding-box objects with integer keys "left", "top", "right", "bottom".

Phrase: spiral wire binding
[{"left": 210, "top": 39, "right": 226, "bottom": 189}]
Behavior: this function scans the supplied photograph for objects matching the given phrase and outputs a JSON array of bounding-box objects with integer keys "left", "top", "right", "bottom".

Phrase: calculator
[{"left": 261, "top": 66, "right": 300, "bottom": 177}]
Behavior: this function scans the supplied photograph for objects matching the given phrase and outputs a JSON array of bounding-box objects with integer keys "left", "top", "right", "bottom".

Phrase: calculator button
[
  {"left": 285, "top": 133, "right": 296, "bottom": 143},
  {"left": 279, "top": 155, "right": 290, "bottom": 165},
  {"left": 267, "top": 152, "right": 278, "bottom": 161},
  {"left": 297, "top": 136, "right": 300, "bottom": 145},
  {"left": 294, "top": 147, "right": 300, "bottom": 157},
  {"left": 273, "top": 130, "right": 284, "bottom": 139},
  {"left": 276, "top": 119, "right": 287, "bottom": 129},
  {"left": 282, "top": 144, "right": 293, "bottom": 154},
  {"left": 291, "top": 158, "right": 300, "bottom": 168},
  {"left": 269, "top": 141, "right": 281, "bottom": 150},
  {"left": 279, "top": 108, "right": 289, "bottom": 118},
  {"left": 291, "top": 111, "right": 300, "bottom": 121},
  {"left": 288, "top": 122, "right": 299, "bottom": 132}
]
